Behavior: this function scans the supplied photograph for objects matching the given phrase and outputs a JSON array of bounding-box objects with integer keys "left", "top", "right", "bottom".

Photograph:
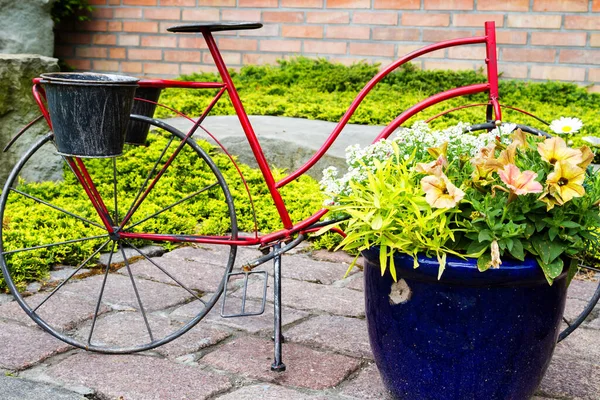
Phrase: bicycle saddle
[{"left": 167, "top": 22, "right": 263, "bottom": 33}]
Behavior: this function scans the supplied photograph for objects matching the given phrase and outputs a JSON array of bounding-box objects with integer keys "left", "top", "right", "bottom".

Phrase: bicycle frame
[{"left": 30, "top": 21, "right": 501, "bottom": 248}]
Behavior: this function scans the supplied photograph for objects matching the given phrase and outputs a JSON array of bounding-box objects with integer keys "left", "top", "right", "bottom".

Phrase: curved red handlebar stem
[{"left": 31, "top": 78, "right": 52, "bottom": 130}]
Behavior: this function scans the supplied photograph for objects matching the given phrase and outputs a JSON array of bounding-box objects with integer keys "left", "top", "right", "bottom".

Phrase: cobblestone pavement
[{"left": 0, "top": 243, "right": 598, "bottom": 399}]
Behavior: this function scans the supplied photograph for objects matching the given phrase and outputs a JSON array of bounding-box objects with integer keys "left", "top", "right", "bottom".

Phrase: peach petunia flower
[
  {"left": 546, "top": 161, "right": 586, "bottom": 203},
  {"left": 537, "top": 137, "right": 583, "bottom": 166},
  {"left": 415, "top": 154, "right": 447, "bottom": 176},
  {"left": 421, "top": 173, "right": 465, "bottom": 209},
  {"left": 497, "top": 164, "right": 543, "bottom": 195},
  {"left": 579, "top": 145, "right": 594, "bottom": 170}
]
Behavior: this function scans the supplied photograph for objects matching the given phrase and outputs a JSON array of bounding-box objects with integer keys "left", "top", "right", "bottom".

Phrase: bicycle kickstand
[{"left": 271, "top": 242, "right": 286, "bottom": 372}]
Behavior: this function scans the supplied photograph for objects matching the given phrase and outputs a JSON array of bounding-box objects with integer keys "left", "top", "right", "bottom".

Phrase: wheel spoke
[
  {"left": 562, "top": 316, "right": 571, "bottom": 327},
  {"left": 2, "top": 234, "right": 109, "bottom": 255},
  {"left": 88, "top": 241, "right": 115, "bottom": 345},
  {"left": 125, "top": 182, "right": 218, "bottom": 231},
  {"left": 123, "top": 240, "right": 206, "bottom": 305},
  {"left": 32, "top": 239, "right": 111, "bottom": 313},
  {"left": 8, "top": 188, "right": 104, "bottom": 230},
  {"left": 121, "top": 246, "right": 154, "bottom": 341}
]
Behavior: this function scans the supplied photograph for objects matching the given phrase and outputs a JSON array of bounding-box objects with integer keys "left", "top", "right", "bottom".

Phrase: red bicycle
[{"left": 1, "top": 21, "right": 598, "bottom": 371}]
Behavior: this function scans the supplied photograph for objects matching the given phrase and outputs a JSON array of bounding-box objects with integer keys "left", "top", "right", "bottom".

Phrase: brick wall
[{"left": 56, "top": 0, "right": 600, "bottom": 89}]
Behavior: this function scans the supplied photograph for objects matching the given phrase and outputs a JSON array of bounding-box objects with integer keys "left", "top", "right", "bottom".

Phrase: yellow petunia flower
[
  {"left": 421, "top": 173, "right": 465, "bottom": 209},
  {"left": 579, "top": 145, "right": 594, "bottom": 170},
  {"left": 546, "top": 161, "right": 586, "bottom": 203},
  {"left": 537, "top": 137, "right": 583, "bottom": 166}
]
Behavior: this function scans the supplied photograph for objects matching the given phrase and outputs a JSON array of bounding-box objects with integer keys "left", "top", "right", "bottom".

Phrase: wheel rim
[{"left": 0, "top": 117, "right": 238, "bottom": 353}]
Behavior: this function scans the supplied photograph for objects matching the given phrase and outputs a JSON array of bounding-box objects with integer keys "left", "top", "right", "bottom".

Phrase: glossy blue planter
[{"left": 362, "top": 248, "right": 568, "bottom": 400}]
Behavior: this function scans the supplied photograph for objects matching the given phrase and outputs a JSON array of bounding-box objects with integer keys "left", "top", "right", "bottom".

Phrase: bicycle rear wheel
[{"left": 0, "top": 116, "right": 238, "bottom": 353}]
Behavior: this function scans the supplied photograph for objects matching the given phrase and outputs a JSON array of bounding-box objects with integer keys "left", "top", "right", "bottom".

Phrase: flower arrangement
[{"left": 320, "top": 120, "right": 600, "bottom": 283}]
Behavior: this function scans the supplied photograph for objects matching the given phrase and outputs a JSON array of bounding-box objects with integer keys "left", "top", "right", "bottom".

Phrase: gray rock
[
  {"left": 0, "top": 54, "right": 60, "bottom": 186},
  {"left": 0, "top": 1, "right": 55, "bottom": 57},
  {"left": 98, "top": 245, "right": 165, "bottom": 266},
  {"left": 25, "top": 282, "right": 42, "bottom": 294},
  {"left": 0, "top": 375, "right": 84, "bottom": 400}
]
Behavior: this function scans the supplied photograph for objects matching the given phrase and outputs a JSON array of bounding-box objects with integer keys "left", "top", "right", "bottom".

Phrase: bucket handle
[{"left": 32, "top": 78, "right": 52, "bottom": 130}]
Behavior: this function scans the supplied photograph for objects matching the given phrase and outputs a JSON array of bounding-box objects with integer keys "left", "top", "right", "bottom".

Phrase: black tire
[{"left": 0, "top": 115, "right": 238, "bottom": 353}]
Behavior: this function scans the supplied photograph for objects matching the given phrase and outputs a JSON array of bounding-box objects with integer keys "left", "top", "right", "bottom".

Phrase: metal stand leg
[{"left": 271, "top": 242, "right": 286, "bottom": 372}]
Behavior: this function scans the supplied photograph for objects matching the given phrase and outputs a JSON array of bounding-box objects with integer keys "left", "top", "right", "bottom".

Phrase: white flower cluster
[{"left": 320, "top": 121, "right": 514, "bottom": 205}]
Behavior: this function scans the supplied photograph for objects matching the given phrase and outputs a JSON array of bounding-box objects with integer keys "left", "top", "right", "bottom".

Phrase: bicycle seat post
[{"left": 271, "top": 242, "right": 286, "bottom": 372}]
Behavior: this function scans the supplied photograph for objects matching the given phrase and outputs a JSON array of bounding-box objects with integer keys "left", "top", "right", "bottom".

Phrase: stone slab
[
  {"left": 285, "top": 315, "right": 372, "bottom": 359},
  {"left": 201, "top": 336, "right": 361, "bottom": 390},
  {"left": 538, "top": 353, "right": 600, "bottom": 399},
  {"left": 216, "top": 384, "right": 332, "bottom": 400},
  {"left": 257, "top": 254, "right": 355, "bottom": 285},
  {"left": 46, "top": 353, "right": 232, "bottom": 400},
  {"left": 567, "top": 279, "right": 600, "bottom": 303},
  {"left": 162, "top": 244, "right": 262, "bottom": 267},
  {"left": 0, "top": 375, "right": 84, "bottom": 400},
  {"left": 553, "top": 327, "right": 600, "bottom": 364},
  {"left": 99, "top": 245, "right": 165, "bottom": 266},
  {"left": 339, "top": 363, "right": 392, "bottom": 400},
  {"left": 0, "top": 322, "right": 71, "bottom": 370},
  {"left": 563, "top": 297, "right": 590, "bottom": 324},
  {"left": 310, "top": 250, "right": 364, "bottom": 268},
  {"left": 340, "top": 272, "right": 364, "bottom": 292},
  {"left": 48, "top": 267, "right": 91, "bottom": 283},
  {"left": 239, "top": 277, "right": 365, "bottom": 317}
]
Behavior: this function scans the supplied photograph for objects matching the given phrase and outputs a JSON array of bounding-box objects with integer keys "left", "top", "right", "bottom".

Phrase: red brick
[
  {"left": 123, "top": 0, "right": 156, "bottom": 4},
  {"left": 280, "top": 0, "right": 322, "bottom": 7},
  {"left": 424, "top": 60, "right": 477, "bottom": 71},
  {"left": 145, "top": 8, "right": 180, "bottom": 20},
  {"left": 502, "top": 48, "right": 556, "bottom": 62},
  {"left": 282, "top": 25, "right": 323, "bottom": 39},
  {"left": 57, "top": 33, "right": 92, "bottom": 44},
  {"left": 424, "top": 0, "right": 473, "bottom": 10},
  {"left": 263, "top": 11, "right": 304, "bottom": 23},
  {"left": 533, "top": 0, "right": 588, "bottom": 12},
  {"left": 76, "top": 47, "right": 107, "bottom": 58},
  {"left": 92, "top": 34, "right": 116, "bottom": 45},
  {"left": 498, "top": 63, "right": 528, "bottom": 79},
  {"left": 326, "top": 26, "right": 370, "bottom": 40},
  {"left": 119, "top": 35, "right": 140, "bottom": 46},
  {"left": 108, "top": 22, "right": 122, "bottom": 31},
  {"left": 202, "top": 52, "right": 241, "bottom": 65},
  {"left": 143, "top": 63, "right": 179, "bottom": 75},
  {"left": 353, "top": 12, "right": 398, "bottom": 25},
  {"left": 260, "top": 39, "right": 301, "bottom": 52},
  {"left": 494, "top": 30, "right": 527, "bottom": 45},
  {"left": 422, "top": 29, "right": 472, "bottom": 42},
  {"left": 397, "top": 44, "right": 445, "bottom": 58},
  {"left": 588, "top": 84, "right": 600, "bottom": 93},
  {"left": 141, "top": 36, "right": 177, "bottom": 47},
  {"left": 64, "top": 59, "right": 91, "bottom": 70},
  {"left": 592, "top": 34, "right": 600, "bottom": 47},
  {"left": 92, "top": 60, "right": 119, "bottom": 71},
  {"left": 165, "top": 50, "right": 201, "bottom": 62},
  {"left": 109, "top": 48, "right": 127, "bottom": 59},
  {"left": 242, "top": 53, "right": 281, "bottom": 65},
  {"left": 114, "top": 8, "right": 142, "bottom": 19},
  {"left": 123, "top": 21, "right": 158, "bottom": 33},
  {"left": 453, "top": 14, "right": 503, "bottom": 27},
  {"left": 129, "top": 48, "right": 163, "bottom": 60},
  {"left": 239, "top": 24, "right": 279, "bottom": 37},
  {"left": 328, "top": 0, "right": 370, "bottom": 8},
  {"left": 350, "top": 42, "right": 394, "bottom": 57},
  {"left": 108, "top": 0, "right": 120, "bottom": 4},
  {"left": 448, "top": 46, "right": 487, "bottom": 60},
  {"left": 374, "top": 0, "right": 420, "bottom": 9},
  {"left": 122, "top": 62, "right": 143, "bottom": 73},
  {"left": 306, "top": 11, "right": 349, "bottom": 24},
  {"left": 91, "top": 8, "right": 113, "bottom": 18},
  {"left": 218, "top": 38, "right": 258, "bottom": 51},
  {"left": 179, "top": 37, "right": 209, "bottom": 49},
  {"left": 198, "top": 0, "right": 235, "bottom": 5},
  {"left": 507, "top": 15, "right": 562, "bottom": 29},
  {"left": 79, "top": 21, "right": 108, "bottom": 32},
  {"left": 239, "top": 0, "right": 278, "bottom": 6},
  {"left": 304, "top": 40, "right": 347, "bottom": 54},
  {"left": 531, "top": 32, "right": 587, "bottom": 47},
  {"left": 560, "top": 49, "right": 600, "bottom": 65},
  {"left": 88, "top": 0, "right": 107, "bottom": 4},
  {"left": 54, "top": 45, "right": 73, "bottom": 57},
  {"left": 565, "top": 16, "right": 600, "bottom": 30},
  {"left": 530, "top": 66, "right": 585, "bottom": 81},
  {"left": 181, "top": 9, "right": 220, "bottom": 21},
  {"left": 589, "top": 68, "right": 600, "bottom": 82},
  {"left": 161, "top": 0, "right": 196, "bottom": 5},
  {"left": 222, "top": 10, "right": 261, "bottom": 21},
  {"left": 402, "top": 13, "right": 450, "bottom": 27},
  {"left": 478, "top": 0, "right": 529, "bottom": 11},
  {"left": 594, "top": 0, "right": 600, "bottom": 12},
  {"left": 181, "top": 64, "right": 219, "bottom": 74},
  {"left": 373, "top": 27, "right": 419, "bottom": 41}
]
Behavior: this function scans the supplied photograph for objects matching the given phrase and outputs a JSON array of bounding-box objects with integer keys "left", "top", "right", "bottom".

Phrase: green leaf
[
  {"left": 508, "top": 239, "right": 525, "bottom": 261},
  {"left": 566, "top": 258, "right": 578, "bottom": 287},
  {"left": 477, "top": 253, "right": 491, "bottom": 272},
  {"left": 379, "top": 245, "right": 387, "bottom": 277},
  {"left": 549, "top": 226, "right": 558, "bottom": 241},
  {"left": 466, "top": 239, "right": 489, "bottom": 256},
  {"left": 478, "top": 230, "right": 493, "bottom": 243},
  {"left": 561, "top": 221, "right": 581, "bottom": 229}
]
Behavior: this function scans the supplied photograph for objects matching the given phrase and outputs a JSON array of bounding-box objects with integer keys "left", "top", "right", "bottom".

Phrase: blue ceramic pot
[{"left": 362, "top": 248, "right": 568, "bottom": 400}]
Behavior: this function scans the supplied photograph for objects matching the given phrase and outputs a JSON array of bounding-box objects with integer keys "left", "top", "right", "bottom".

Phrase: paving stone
[
  {"left": 339, "top": 363, "right": 392, "bottom": 400},
  {"left": 0, "top": 290, "right": 109, "bottom": 330},
  {"left": 74, "top": 311, "right": 231, "bottom": 357},
  {"left": 538, "top": 353, "right": 600, "bottom": 399},
  {"left": 553, "top": 327, "right": 600, "bottom": 364},
  {"left": 563, "top": 297, "right": 590, "bottom": 324},
  {"left": 257, "top": 254, "right": 355, "bottom": 285},
  {"left": 567, "top": 279, "right": 600, "bottom": 303},
  {"left": 46, "top": 353, "right": 232, "bottom": 400},
  {"left": 0, "top": 375, "right": 84, "bottom": 400},
  {"left": 172, "top": 298, "right": 309, "bottom": 335},
  {"left": 201, "top": 336, "right": 361, "bottom": 390},
  {"left": 0, "top": 322, "right": 71, "bottom": 370},
  {"left": 586, "top": 315, "right": 600, "bottom": 329},
  {"left": 117, "top": 255, "right": 228, "bottom": 294},
  {"left": 48, "top": 267, "right": 90, "bottom": 282},
  {"left": 340, "top": 272, "right": 364, "bottom": 292},
  {"left": 25, "top": 282, "right": 42, "bottom": 293},
  {"left": 163, "top": 244, "right": 262, "bottom": 268},
  {"left": 310, "top": 250, "right": 364, "bottom": 269},
  {"left": 239, "top": 277, "right": 365, "bottom": 317},
  {"left": 285, "top": 315, "right": 372, "bottom": 359},
  {"left": 60, "top": 274, "right": 192, "bottom": 312},
  {"left": 0, "top": 293, "right": 13, "bottom": 305},
  {"left": 216, "top": 384, "right": 331, "bottom": 399},
  {"left": 98, "top": 245, "right": 165, "bottom": 266}
]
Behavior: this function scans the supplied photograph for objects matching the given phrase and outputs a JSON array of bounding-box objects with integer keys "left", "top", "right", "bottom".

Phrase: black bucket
[
  {"left": 40, "top": 72, "right": 139, "bottom": 158},
  {"left": 126, "top": 87, "right": 163, "bottom": 146}
]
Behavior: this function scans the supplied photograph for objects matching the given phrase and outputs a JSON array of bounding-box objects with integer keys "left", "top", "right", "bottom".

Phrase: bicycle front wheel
[{"left": 0, "top": 116, "right": 238, "bottom": 353}]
